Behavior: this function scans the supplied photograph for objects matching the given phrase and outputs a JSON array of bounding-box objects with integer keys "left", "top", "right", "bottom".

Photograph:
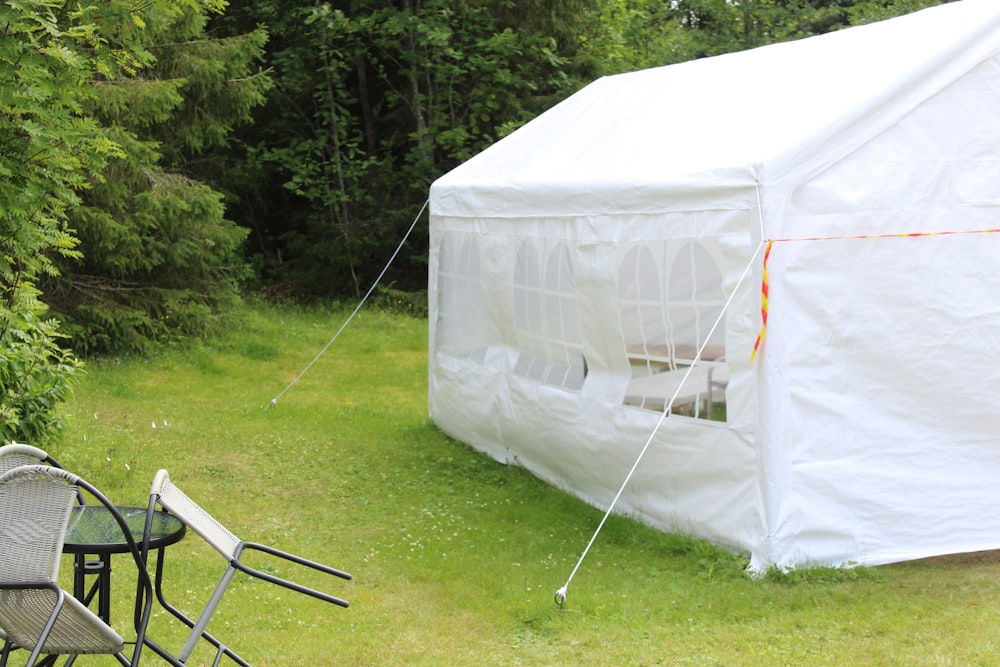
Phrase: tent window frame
[
  {"left": 512, "top": 241, "right": 586, "bottom": 390},
  {"left": 618, "top": 240, "right": 728, "bottom": 421},
  {"left": 435, "top": 234, "right": 488, "bottom": 363}
]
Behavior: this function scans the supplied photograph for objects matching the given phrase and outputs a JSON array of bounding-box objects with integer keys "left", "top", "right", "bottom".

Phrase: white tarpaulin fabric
[{"left": 428, "top": 0, "right": 1000, "bottom": 570}]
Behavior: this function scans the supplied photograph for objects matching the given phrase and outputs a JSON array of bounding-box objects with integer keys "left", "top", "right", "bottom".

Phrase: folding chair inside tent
[
  {"left": 0, "top": 465, "right": 154, "bottom": 667},
  {"left": 142, "top": 470, "right": 351, "bottom": 666}
]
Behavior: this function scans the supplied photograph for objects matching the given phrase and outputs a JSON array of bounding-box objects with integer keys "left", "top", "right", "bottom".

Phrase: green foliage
[
  {"left": 610, "top": 0, "right": 955, "bottom": 65},
  {"left": 763, "top": 562, "right": 881, "bottom": 584},
  {"left": 209, "top": 0, "right": 953, "bottom": 303},
  {"left": 142, "top": 6, "right": 271, "bottom": 160},
  {"left": 0, "top": 0, "right": 141, "bottom": 441},
  {"left": 40, "top": 0, "right": 270, "bottom": 354},
  {"left": 2, "top": 0, "right": 952, "bottom": 437},
  {"left": 584, "top": 0, "right": 693, "bottom": 73},
  {"left": 847, "top": 0, "right": 955, "bottom": 25},
  {"left": 0, "top": 303, "right": 83, "bottom": 442},
  {"left": 690, "top": 538, "right": 751, "bottom": 580},
  {"left": 223, "top": 0, "right": 590, "bottom": 298},
  {"left": 372, "top": 285, "right": 428, "bottom": 318}
]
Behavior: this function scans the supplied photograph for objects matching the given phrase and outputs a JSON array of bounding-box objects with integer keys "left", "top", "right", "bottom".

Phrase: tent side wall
[
  {"left": 757, "top": 50, "right": 1000, "bottom": 570},
  {"left": 428, "top": 0, "right": 1000, "bottom": 572},
  {"left": 428, "top": 203, "right": 766, "bottom": 556}
]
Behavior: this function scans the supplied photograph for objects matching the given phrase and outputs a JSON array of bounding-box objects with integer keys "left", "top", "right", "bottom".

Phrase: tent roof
[{"left": 431, "top": 0, "right": 1000, "bottom": 218}]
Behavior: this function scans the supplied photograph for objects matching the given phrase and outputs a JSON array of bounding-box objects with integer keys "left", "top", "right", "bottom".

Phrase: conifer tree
[
  {"left": 41, "top": 1, "right": 271, "bottom": 353},
  {"left": 0, "top": 0, "right": 154, "bottom": 439}
]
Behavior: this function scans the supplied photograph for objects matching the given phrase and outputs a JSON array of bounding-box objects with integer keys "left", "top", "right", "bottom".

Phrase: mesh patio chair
[
  {"left": 141, "top": 469, "right": 352, "bottom": 667},
  {"left": 0, "top": 442, "right": 56, "bottom": 471},
  {"left": 0, "top": 443, "right": 75, "bottom": 659},
  {"left": 0, "top": 465, "right": 154, "bottom": 667},
  {"left": 0, "top": 445, "right": 87, "bottom": 664},
  {"left": 0, "top": 442, "right": 85, "bottom": 505}
]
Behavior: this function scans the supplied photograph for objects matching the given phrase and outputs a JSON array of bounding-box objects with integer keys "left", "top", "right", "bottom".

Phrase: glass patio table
[{"left": 63, "top": 505, "right": 186, "bottom": 622}]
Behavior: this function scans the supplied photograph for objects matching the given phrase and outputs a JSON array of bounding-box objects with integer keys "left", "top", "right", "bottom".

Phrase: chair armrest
[
  {"left": 234, "top": 542, "right": 351, "bottom": 608},
  {"left": 239, "top": 542, "right": 352, "bottom": 580}
]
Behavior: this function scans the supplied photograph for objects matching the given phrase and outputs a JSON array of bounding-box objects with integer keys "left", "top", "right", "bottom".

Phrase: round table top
[{"left": 63, "top": 505, "right": 186, "bottom": 555}]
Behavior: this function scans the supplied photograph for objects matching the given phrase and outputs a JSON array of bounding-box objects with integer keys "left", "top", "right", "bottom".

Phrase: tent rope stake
[
  {"left": 555, "top": 241, "right": 766, "bottom": 607},
  {"left": 266, "top": 200, "right": 428, "bottom": 409},
  {"left": 559, "top": 225, "right": 1000, "bottom": 602}
]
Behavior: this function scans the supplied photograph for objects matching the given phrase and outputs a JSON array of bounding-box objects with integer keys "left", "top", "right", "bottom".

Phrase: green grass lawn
[{"left": 49, "top": 301, "right": 1000, "bottom": 666}]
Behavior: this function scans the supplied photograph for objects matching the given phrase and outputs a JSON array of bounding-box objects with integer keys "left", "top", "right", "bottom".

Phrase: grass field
[{"left": 47, "top": 301, "right": 1000, "bottom": 666}]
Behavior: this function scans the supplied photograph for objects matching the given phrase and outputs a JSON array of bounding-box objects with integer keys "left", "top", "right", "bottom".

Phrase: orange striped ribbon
[
  {"left": 749, "top": 227, "right": 1000, "bottom": 363},
  {"left": 771, "top": 227, "right": 1000, "bottom": 244},
  {"left": 749, "top": 240, "right": 773, "bottom": 363}
]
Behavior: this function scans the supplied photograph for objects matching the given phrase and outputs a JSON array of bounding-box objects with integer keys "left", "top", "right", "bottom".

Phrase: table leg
[
  {"left": 72, "top": 553, "right": 112, "bottom": 622},
  {"left": 99, "top": 559, "right": 111, "bottom": 622},
  {"left": 73, "top": 554, "right": 86, "bottom": 603}
]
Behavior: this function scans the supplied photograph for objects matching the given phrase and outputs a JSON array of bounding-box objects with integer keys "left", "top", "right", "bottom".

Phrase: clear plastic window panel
[
  {"left": 618, "top": 240, "right": 728, "bottom": 420},
  {"left": 436, "top": 234, "right": 487, "bottom": 363},
  {"left": 513, "top": 241, "right": 586, "bottom": 390}
]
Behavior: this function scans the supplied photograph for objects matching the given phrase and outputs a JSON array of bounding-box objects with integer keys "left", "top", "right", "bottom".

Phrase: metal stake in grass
[
  {"left": 554, "top": 241, "right": 763, "bottom": 607},
  {"left": 266, "top": 200, "right": 428, "bottom": 409}
]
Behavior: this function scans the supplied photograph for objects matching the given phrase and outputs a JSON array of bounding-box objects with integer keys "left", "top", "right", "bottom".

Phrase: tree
[
  {"left": 657, "top": 0, "right": 954, "bottom": 61},
  {"left": 40, "top": 1, "right": 272, "bottom": 353},
  {"left": 0, "top": 0, "right": 146, "bottom": 440},
  {"left": 847, "top": 0, "right": 955, "bottom": 24},
  {"left": 124, "top": 0, "right": 953, "bottom": 309},
  {"left": 214, "top": 0, "right": 594, "bottom": 299}
]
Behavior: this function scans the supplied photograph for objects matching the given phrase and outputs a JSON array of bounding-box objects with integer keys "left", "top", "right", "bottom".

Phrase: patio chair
[
  {"left": 0, "top": 441, "right": 66, "bottom": 473},
  {"left": 141, "top": 469, "right": 351, "bottom": 666},
  {"left": 0, "top": 444, "right": 74, "bottom": 662},
  {"left": 0, "top": 464, "right": 154, "bottom": 667},
  {"left": 0, "top": 442, "right": 95, "bottom": 664},
  {"left": 0, "top": 442, "right": 84, "bottom": 504}
]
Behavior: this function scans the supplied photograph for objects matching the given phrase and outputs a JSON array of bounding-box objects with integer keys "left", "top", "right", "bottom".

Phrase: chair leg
[
  {"left": 141, "top": 636, "right": 185, "bottom": 667},
  {"left": 25, "top": 587, "right": 69, "bottom": 667},
  {"left": 179, "top": 565, "right": 237, "bottom": 663}
]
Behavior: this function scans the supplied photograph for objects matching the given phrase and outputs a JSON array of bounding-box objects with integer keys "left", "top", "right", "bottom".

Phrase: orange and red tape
[{"left": 749, "top": 228, "right": 1000, "bottom": 362}]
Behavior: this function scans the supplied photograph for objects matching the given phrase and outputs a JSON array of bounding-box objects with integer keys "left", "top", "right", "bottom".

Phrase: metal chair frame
[
  {"left": 141, "top": 470, "right": 351, "bottom": 666},
  {"left": 0, "top": 444, "right": 87, "bottom": 664},
  {"left": 0, "top": 465, "right": 154, "bottom": 667},
  {"left": 0, "top": 443, "right": 84, "bottom": 503}
]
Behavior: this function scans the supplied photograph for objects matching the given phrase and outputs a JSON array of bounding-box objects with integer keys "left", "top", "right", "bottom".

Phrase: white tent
[{"left": 427, "top": 0, "right": 1000, "bottom": 571}]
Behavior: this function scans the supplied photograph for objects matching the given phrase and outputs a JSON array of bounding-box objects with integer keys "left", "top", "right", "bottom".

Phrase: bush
[{"left": 0, "top": 308, "right": 84, "bottom": 443}]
